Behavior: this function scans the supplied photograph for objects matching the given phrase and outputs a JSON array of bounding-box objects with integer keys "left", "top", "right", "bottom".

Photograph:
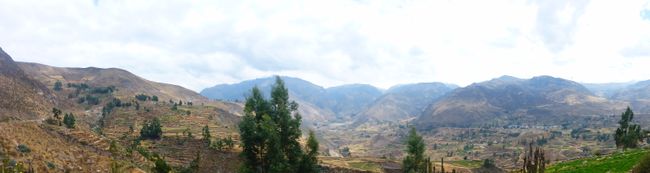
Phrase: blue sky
[{"left": 1, "top": 0, "right": 650, "bottom": 91}]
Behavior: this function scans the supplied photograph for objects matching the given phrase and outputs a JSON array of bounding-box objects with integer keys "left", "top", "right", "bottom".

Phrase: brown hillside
[
  {"left": 0, "top": 122, "right": 114, "bottom": 172},
  {"left": 0, "top": 48, "right": 53, "bottom": 120},
  {"left": 17, "top": 62, "right": 207, "bottom": 103}
]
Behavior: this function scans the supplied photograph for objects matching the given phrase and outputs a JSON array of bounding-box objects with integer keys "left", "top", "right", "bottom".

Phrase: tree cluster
[
  {"left": 48, "top": 108, "right": 75, "bottom": 128},
  {"left": 135, "top": 94, "right": 151, "bottom": 101},
  {"left": 238, "top": 77, "right": 319, "bottom": 173}
]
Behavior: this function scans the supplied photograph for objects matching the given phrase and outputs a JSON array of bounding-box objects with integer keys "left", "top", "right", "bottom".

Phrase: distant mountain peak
[{"left": 495, "top": 75, "right": 521, "bottom": 81}]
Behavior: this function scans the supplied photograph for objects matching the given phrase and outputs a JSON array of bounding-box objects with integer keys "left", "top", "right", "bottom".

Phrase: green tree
[
  {"left": 152, "top": 154, "right": 172, "bottom": 173},
  {"left": 140, "top": 118, "right": 163, "bottom": 140},
  {"left": 202, "top": 125, "right": 211, "bottom": 143},
  {"left": 403, "top": 127, "right": 427, "bottom": 173},
  {"left": 53, "top": 80, "right": 62, "bottom": 91},
  {"left": 152, "top": 95, "right": 159, "bottom": 102},
  {"left": 298, "top": 130, "right": 319, "bottom": 173},
  {"left": 238, "top": 77, "right": 309, "bottom": 173},
  {"left": 63, "top": 113, "right": 75, "bottom": 129},
  {"left": 615, "top": 107, "right": 643, "bottom": 150}
]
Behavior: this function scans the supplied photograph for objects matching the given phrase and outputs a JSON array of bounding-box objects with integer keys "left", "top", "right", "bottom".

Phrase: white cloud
[{"left": 1, "top": 0, "right": 650, "bottom": 91}]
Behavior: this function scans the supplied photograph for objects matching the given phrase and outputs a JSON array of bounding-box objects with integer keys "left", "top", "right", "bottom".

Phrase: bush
[
  {"left": 482, "top": 159, "right": 495, "bottom": 168},
  {"left": 152, "top": 154, "right": 172, "bottom": 173},
  {"left": 53, "top": 80, "right": 62, "bottom": 91},
  {"left": 90, "top": 86, "right": 115, "bottom": 94},
  {"left": 211, "top": 139, "right": 225, "bottom": 151},
  {"left": 140, "top": 118, "right": 163, "bottom": 140},
  {"left": 79, "top": 95, "right": 100, "bottom": 105},
  {"left": 17, "top": 144, "right": 30, "bottom": 153},
  {"left": 67, "top": 83, "right": 89, "bottom": 90},
  {"left": 63, "top": 113, "right": 75, "bottom": 129},
  {"left": 135, "top": 94, "right": 150, "bottom": 101},
  {"left": 46, "top": 161, "right": 56, "bottom": 169}
]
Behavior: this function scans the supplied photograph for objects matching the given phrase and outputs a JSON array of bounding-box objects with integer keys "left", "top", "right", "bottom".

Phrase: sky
[{"left": 1, "top": 0, "right": 650, "bottom": 91}]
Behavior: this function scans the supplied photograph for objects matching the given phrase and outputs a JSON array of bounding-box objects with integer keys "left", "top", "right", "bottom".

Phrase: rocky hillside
[
  {"left": 0, "top": 48, "right": 53, "bottom": 120},
  {"left": 417, "top": 76, "right": 627, "bottom": 129}
]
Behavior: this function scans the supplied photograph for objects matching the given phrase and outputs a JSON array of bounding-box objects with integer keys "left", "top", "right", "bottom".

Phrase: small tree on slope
[{"left": 615, "top": 107, "right": 643, "bottom": 150}]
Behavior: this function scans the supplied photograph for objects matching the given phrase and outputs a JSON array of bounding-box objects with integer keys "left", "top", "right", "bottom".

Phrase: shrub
[
  {"left": 135, "top": 94, "right": 150, "bottom": 101},
  {"left": 151, "top": 153, "right": 172, "bottom": 173},
  {"left": 63, "top": 113, "right": 75, "bottom": 129},
  {"left": 140, "top": 118, "right": 163, "bottom": 140},
  {"left": 90, "top": 86, "right": 115, "bottom": 94},
  {"left": 482, "top": 159, "right": 495, "bottom": 168},
  {"left": 46, "top": 161, "right": 56, "bottom": 169},
  {"left": 53, "top": 80, "right": 62, "bottom": 91},
  {"left": 17, "top": 144, "right": 30, "bottom": 153}
]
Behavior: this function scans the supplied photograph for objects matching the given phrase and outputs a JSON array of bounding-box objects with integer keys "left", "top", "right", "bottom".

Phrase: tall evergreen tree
[
  {"left": 615, "top": 107, "right": 643, "bottom": 149},
  {"left": 239, "top": 76, "right": 314, "bottom": 173},
  {"left": 239, "top": 86, "right": 281, "bottom": 173},
  {"left": 270, "top": 77, "right": 304, "bottom": 171},
  {"left": 403, "top": 127, "right": 427, "bottom": 173},
  {"left": 299, "top": 130, "right": 319, "bottom": 173}
]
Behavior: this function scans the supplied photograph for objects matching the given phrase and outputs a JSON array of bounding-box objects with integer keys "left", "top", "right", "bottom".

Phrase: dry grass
[{"left": 0, "top": 121, "right": 113, "bottom": 172}]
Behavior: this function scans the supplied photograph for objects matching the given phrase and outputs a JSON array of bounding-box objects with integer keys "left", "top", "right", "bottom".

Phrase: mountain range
[
  {"left": 5, "top": 46, "right": 650, "bottom": 171},
  {"left": 416, "top": 75, "right": 627, "bottom": 129},
  {"left": 5, "top": 45, "right": 650, "bottom": 129},
  {"left": 202, "top": 75, "right": 650, "bottom": 129}
]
